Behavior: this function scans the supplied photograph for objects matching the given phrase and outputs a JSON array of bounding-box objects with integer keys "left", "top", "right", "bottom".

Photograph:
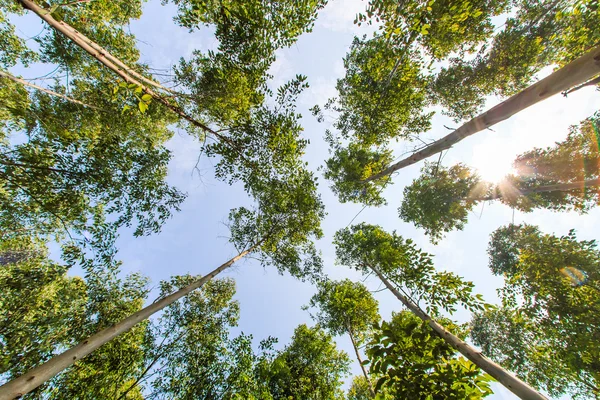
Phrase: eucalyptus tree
[
  {"left": 334, "top": 223, "right": 548, "bottom": 400},
  {"left": 258, "top": 324, "right": 351, "bottom": 400},
  {"left": 366, "top": 311, "right": 493, "bottom": 399},
  {"left": 0, "top": 236, "right": 87, "bottom": 385},
  {"left": 320, "top": 0, "right": 600, "bottom": 203},
  {"left": 0, "top": 163, "right": 325, "bottom": 398},
  {"left": 433, "top": 0, "right": 600, "bottom": 121},
  {"left": 306, "top": 279, "right": 380, "bottom": 395},
  {"left": 138, "top": 276, "right": 243, "bottom": 400},
  {"left": 400, "top": 112, "right": 600, "bottom": 242},
  {"left": 0, "top": 234, "right": 150, "bottom": 400},
  {"left": 469, "top": 223, "right": 600, "bottom": 399}
]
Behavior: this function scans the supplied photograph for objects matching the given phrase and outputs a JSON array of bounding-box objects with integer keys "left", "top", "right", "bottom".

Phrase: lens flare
[{"left": 559, "top": 266, "right": 588, "bottom": 286}]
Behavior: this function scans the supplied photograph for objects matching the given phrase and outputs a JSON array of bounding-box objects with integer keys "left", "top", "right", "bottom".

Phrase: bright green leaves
[
  {"left": 399, "top": 162, "right": 489, "bottom": 244},
  {"left": 0, "top": 234, "right": 150, "bottom": 398},
  {"left": 477, "top": 224, "right": 600, "bottom": 398},
  {"left": 306, "top": 279, "right": 380, "bottom": 340},
  {"left": 362, "top": 0, "right": 508, "bottom": 60},
  {"left": 334, "top": 224, "right": 486, "bottom": 315},
  {"left": 0, "top": 236, "right": 87, "bottom": 383},
  {"left": 367, "top": 311, "right": 493, "bottom": 399},
  {"left": 432, "top": 0, "right": 600, "bottom": 121},
  {"left": 323, "top": 141, "right": 393, "bottom": 206},
  {"left": 228, "top": 167, "right": 325, "bottom": 281},
  {"left": 261, "top": 324, "right": 351, "bottom": 399}
]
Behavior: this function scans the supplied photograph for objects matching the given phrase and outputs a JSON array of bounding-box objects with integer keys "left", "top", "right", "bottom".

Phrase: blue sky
[{"left": 9, "top": 0, "right": 600, "bottom": 398}]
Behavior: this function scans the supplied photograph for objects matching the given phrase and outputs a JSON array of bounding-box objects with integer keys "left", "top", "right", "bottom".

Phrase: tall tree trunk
[
  {"left": 479, "top": 178, "right": 600, "bottom": 201},
  {"left": 0, "top": 246, "right": 257, "bottom": 400},
  {"left": 346, "top": 324, "right": 375, "bottom": 397},
  {"left": 16, "top": 0, "right": 241, "bottom": 153},
  {"left": 369, "top": 265, "right": 549, "bottom": 400},
  {"left": 0, "top": 70, "right": 99, "bottom": 109},
  {"left": 364, "top": 45, "right": 600, "bottom": 183}
]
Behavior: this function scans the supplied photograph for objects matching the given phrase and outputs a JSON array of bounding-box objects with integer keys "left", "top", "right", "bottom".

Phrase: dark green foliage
[
  {"left": 146, "top": 276, "right": 244, "bottom": 399},
  {"left": 367, "top": 311, "right": 493, "bottom": 399},
  {"left": 259, "top": 324, "right": 351, "bottom": 400}
]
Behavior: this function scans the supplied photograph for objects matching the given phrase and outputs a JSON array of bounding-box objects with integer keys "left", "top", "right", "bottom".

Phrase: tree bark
[
  {"left": 369, "top": 265, "right": 549, "bottom": 400},
  {"left": 364, "top": 44, "right": 600, "bottom": 183},
  {"left": 346, "top": 324, "right": 375, "bottom": 397},
  {"left": 0, "top": 70, "right": 99, "bottom": 109},
  {"left": 0, "top": 247, "right": 256, "bottom": 400},
  {"left": 479, "top": 178, "right": 600, "bottom": 201},
  {"left": 54, "top": 21, "right": 178, "bottom": 95},
  {"left": 16, "top": 0, "right": 240, "bottom": 153}
]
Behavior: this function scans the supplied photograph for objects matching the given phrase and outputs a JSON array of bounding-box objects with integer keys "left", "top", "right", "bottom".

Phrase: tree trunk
[
  {"left": 369, "top": 265, "right": 549, "bottom": 400},
  {"left": 364, "top": 44, "right": 600, "bottom": 183},
  {"left": 0, "top": 70, "right": 99, "bottom": 109},
  {"left": 0, "top": 247, "right": 256, "bottom": 400},
  {"left": 346, "top": 324, "right": 375, "bottom": 397},
  {"left": 16, "top": 0, "right": 240, "bottom": 153},
  {"left": 54, "top": 21, "right": 178, "bottom": 95},
  {"left": 480, "top": 178, "right": 600, "bottom": 201}
]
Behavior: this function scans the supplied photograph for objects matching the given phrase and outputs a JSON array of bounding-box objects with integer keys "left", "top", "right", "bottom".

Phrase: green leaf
[{"left": 138, "top": 101, "right": 148, "bottom": 113}]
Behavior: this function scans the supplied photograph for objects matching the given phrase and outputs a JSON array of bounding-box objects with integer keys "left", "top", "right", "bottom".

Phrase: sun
[{"left": 470, "top": 140, "right": 516, "bottom": 183}]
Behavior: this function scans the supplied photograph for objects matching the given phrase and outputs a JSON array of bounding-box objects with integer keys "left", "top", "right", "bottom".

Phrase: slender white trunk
[
  {"left": 364, "top": 45, "right": 600, "bottom": 183},
  {"left": 0, "top": 248, "right": 253, "bottom": 400},
  {"left": 55, "top": 21, "right": 177, "bottom": 95},
  {"left": 0, "top": 70, "right": 99, "bottom": 109},
  {"left": 16, "top": 0, "right": 238, "bottom": 149},
  {"left": 370, "top": 265, "right": 549, "bottom": 400},
  {"left": 346, "top": 324, "right": 375, "bottom": 397}
]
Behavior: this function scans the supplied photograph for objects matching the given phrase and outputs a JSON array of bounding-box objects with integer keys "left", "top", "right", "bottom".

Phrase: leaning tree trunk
[
  {"left": 369, "top": 266, "right": 549, "bottom": 400},
  {"left": 16, "top": 0, "right": 239, "bottom": 151},
  {"left": 480, "top": 178, "right": 600, "bottom": 201},
  {"left": 0, "top": 246, "right": 257, "bottom": 400},
  {"left": 346, "top": 324, "right": 375, "bottom": 397},
  {"left": 0, "top": 70, "right": 99, "bottom": 109},
  {"left": 364, "top": 44, "right": 600, "bottom": 183}
]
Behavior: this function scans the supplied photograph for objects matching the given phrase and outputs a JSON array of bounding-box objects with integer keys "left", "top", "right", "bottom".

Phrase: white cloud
[{"left": 316, "top": 0, "right": 367, "bottom": 33}]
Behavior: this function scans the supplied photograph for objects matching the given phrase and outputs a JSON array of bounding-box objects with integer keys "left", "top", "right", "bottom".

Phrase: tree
[
  {"left": 306, "top": 279, "right": 380, "bottom": 395},
  {"left": 367, "top": 311, "right": 493, "bottom": 399},
  {"left": 362, "top": 44, "right": 600, "bottom": 184},
  {"left": 347, "top": 376, "right": 381, "bottom": 400},
  {"left": 433, "top": 0, "right": 600, "bottom": 121},
  {"left": 400, "top": 112, "right": 600, "bottom": 242},
  {"left": 0, "top": 236, "right": 87, "bottom": 387},
  {"left": 334, "top": 223, "right": 548, "bottom": 400},
  {"left": 259, "top": 324, "right": 351, "bottom": 399},
  {"left": 0, "top": 162, "right": 325, "bottom": 398},
  {"left": 471, "top": 307, "right": 599, "bottom": 399},
  {"left": 399, "top": 162, "right": 488, "bottom": 244},
  {"left": 140, "top": 276, "right": 243, "bottom": 399},
  {"left": 0, "top": 234, "right": 150, "bottom": 400},
  {"left": 472, "top": 224, "right": 600, "bottom": 398}
]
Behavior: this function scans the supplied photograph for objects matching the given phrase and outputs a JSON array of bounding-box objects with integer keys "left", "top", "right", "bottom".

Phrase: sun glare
[{"left": 470, "top": 141, "right": 516, "bottom": 183}]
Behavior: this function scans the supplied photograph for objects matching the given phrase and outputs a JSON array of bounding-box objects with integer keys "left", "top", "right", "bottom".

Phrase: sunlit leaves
[{"left": 368, "top": 311, "right": 493, "bottom": 399}]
